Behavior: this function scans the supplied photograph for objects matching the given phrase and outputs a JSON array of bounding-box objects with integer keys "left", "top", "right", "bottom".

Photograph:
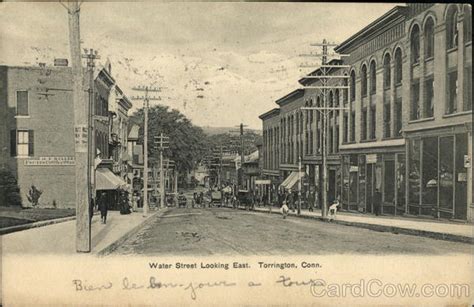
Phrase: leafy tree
[{"left": 130, "top": 105, "right": 209, "bottom": 179}]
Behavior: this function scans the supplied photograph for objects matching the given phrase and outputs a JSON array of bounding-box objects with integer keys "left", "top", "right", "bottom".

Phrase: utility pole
[
  {"left": 62, "top": 1, "right": 90, "bottom": 253},
  {"left": 131, "top": 86, "right": 161, "bottom": 216},
  {"left": 299, "top": 39, "right": 350, "bottom": 219},
  {"left": 154, "top": 133, "right": 169, "bottom": 210},
  {"left": 83, "top": 48, "right": 99, "bottom": 214},
  {"left": 230, "top": 123, "right": 248, "bottom": 189}
]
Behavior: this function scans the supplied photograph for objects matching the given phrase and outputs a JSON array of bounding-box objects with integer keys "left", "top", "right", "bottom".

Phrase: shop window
[
  {"left": 424, "top": 17, "right": 435, "bottom": 59},
  {"left": 370, "top": 105, "right": 376, "bottom": 140},
  {"left": 446, "top": 6, "right": 459, "bottom": 50},
  {"left": 342, "top": 156, "right": 350, "bottom": 207},
  {"left": 410, "top": 24, "right": 421, "bottom": 64},
  {"left": 464, "top": 6, "right": 472, "bottom": 44},
  {"left": 16, "top": 90, "right": 29, "bottom": 116},
  {"left": 424, "top": 77, "right": 434, "bottom": 117},
  {"left": 361, "top": 108, "right": 367, "bottom": 140},
  {"left": 408, "top": 139, "right": 421, "bottom": 212},
  {"left": 384, "top": 159, "right": 395, "bottom": 205},
  {"left": 383, "top": 53, "right": 391, "bottom": 89},
  {"left": 411, "top": 80, "right": 420, "bottom": 120},
  {"left": 464, "top": 66, "right": 472, "bottom": 111},
  {"left": 349, "top": 155, "right": 358, "bottom": 207},
  {"left": 455, "top": 133, "right": 468, "bottom": 219},
  {"left": 422, "top": 137, "right": 438, "bottom": 211},
  {"left": 350, "top": 71, "right": 356, "bottom": 101},
  {"left": 383, "top": 102, "right": 391, "bottom": 138},
  {"left": 446, "top": 70, "right": 458, "bottom": 114},
  {"left": 394, "top": 48, "right": 403, "bottom": 85},
  {"left": 370, "top": 61, "right": 376, "bottom": 94},
  {"left": 361, "top": 65, "right": 368, "bottom": 97},
  {"left": 439, "top": 136, "right": 454, "bottom": 212}
]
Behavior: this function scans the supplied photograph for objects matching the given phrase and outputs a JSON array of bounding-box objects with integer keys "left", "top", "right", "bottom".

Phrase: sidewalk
[
  {"left": 239, "top": 205, "right": 474, "bottom": 244},
  {"left": 1, "top": 209, "right": 164, "bottom": 255}
]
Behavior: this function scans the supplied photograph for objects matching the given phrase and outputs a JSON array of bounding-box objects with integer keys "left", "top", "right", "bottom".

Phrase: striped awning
[{"left": 96, "top": 168, "right": 127, "bottom": 190}]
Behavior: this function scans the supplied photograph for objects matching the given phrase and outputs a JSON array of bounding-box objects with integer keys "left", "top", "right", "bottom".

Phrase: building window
[
  {"left": 383, "top": 53, "right": 391, "bottom": 89},
  {"left": 370, "top": 61, "right": 376, "bottom": 94},
  {"left": 350, "top": 111, "right": 356, "bottom": 142},
  {"left": 464, "top": 66, "right": 472, "bottom": 111},
  {"left": 361, "top": 65, "right": 368, "bottom": 97},
  {"left": 16, "top": 90, "right": 29, "bottom": 116},
  {"left": 446, "top": 70, "right": 458, "bottom": 114},
  {"left": 446, "top": 6, "right": 459, "bottom": 50},
  {"left": 411, "top": 80, "right": 420, "bottom": 120},
  {"left": 343, "top": 113, "right": 348, "bottom": 143},
  {"left": 335, "top": 89, "right": 340, "bottom": 106},
  {"left": 424, "top": 17, "right": 435, "bottom": 59},
  {"left": 10, "top": 130, "right": 34, "bottom": 157},
  {"left": 350, "top": 71, "right": 356, "bottom": 101},
  {"left": 383, "top": 102, "right": 391, "bottom": 138},
  {"left": 370, "top": 105, "right": 376, "bottom": 139},
  {"left": 411, "top": 24, "right": 420, "bottom": 64},
  {"left": 424, "top": 77, "right": 434, "bottom": 117},
  {"left": 394, "top": 48, "right": 403, "bottom": 85},
  {"left": 464, "top": 5, "right": 472, "bottom": 43},
  {"left": 361, "top": 108, "right": 367, "bottom": 140},
  {"left": 395, "top": 98, "right": 402, "bottom": 137}
]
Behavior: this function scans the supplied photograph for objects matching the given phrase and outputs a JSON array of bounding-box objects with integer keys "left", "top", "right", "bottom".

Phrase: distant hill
[{"left": 201, "top": 126, "right": 262, "bottom": 136}]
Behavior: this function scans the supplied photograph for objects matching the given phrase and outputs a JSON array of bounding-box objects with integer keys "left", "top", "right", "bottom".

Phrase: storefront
[
  {"left": 406, "top": 130, "right": 471, "bottom": 220},
  {"left": 341, "top": 149, "right": 405, "bottom": 215}
]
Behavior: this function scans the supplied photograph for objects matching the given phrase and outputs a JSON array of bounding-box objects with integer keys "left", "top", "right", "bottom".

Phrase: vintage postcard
[{"left": 0, "top": 1, "right": 473, "bottom": 306}]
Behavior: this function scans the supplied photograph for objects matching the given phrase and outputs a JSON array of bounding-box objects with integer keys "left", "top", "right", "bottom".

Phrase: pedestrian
[
  {"left": 288, "top": 190, "right": 295, "bottom": 212},
  {"left": 373, "top": 188, "right": 382, "bottom": 216},
  {"left": 308, "top": 189, "right": 315, "bottom": 212},
  {"left": 280, "top": 200, "right": 289, "bottom": 219},
  {"left": 97, "top": 191, "right": 108, "bottom": 224},
  {"left": 89, "top": 196, "right": 95, "bottom": 222},
  {"left": 328, "top": 195, "right": 340, "bottom": 221}
]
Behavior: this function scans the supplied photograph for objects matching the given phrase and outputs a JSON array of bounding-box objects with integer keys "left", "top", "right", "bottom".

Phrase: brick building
[
  {"left": 259, "top": 3, "right": 472, "bottom": 221},
  {"left": 0, "top": 62, "right": 132, "bottom": 208}
]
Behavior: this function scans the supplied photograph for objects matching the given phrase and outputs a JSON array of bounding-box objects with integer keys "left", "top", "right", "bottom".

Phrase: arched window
[
  {"left": 370, "top": 61, "right": 377, "bottom": 94},
  {"left": 361, "top": 65, "right": 368, "bottom": 97},
  {"left": 383, "top": 53, "right": 391, "bottom": 89},
  {"left": 394, "top": 48, "right": 403, "bottom": 85},
  {"left": 335, "top": 89, "right": 340, "bottom": 106},
  {"left": 329, "top": 91, "right": 334, "bottom": 107},
  {"left": 316, "top": 96, "right": 321, "bottom": 107},
  {"left": 350, "top": 71, "right": 356, "bottom": 101},
  {"left": 464, "top": 5, "right": 472, "bottom": 43},
  {"left": 424, "top": 17, "right": 435, "bottom": 58},
  {"left": 411, "top": 24, "right": 420, "bottom": 64},
  {"left": 446, "top": 5, "right": 459, "bottom": 49}
]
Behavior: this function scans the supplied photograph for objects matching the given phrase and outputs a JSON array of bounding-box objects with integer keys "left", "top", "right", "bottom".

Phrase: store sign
[
  {"left": 24, "top": 156, "right": 75, "bottom": 166},
  {"left": 366, "top": 154, "right": 377, "bottom": 164},
  {"left": 255, "top": 179, "right": 271, "bottom": 185},
  {"left": 464, "top": 155, "right": 471, "bottom": 168},
  {"left": 350, "top": 166, "right": 359, "bottom": 172}
]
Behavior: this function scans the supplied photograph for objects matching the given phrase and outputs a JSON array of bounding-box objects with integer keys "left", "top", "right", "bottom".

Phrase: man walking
[{"left": 97, "top": 191, "right": 108, "bottom": 224}]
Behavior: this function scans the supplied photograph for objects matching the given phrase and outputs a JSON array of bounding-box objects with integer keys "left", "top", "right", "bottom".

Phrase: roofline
[
  {"left": 335, "top": 5, "right": 407, "bottom": 53},
  {"left": 298, "top": 59, "right": 343, "bottom": 85},
  {"left": 258, "top": 108, "right": 280, "bottom": 120},
  {"left": 275, "top": 89, "right": 304, "bottom": 106}
]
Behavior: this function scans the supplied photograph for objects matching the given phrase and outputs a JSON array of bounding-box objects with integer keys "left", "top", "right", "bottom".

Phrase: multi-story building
[
  {"left": 260, "top": 108, "right": 280, "bottom": 185},
  {"left": 259, "top": 3, "right": 473, "bottom": 221},
  {"left": 0, "top": 62, "right": 132, "bottom": 208}
]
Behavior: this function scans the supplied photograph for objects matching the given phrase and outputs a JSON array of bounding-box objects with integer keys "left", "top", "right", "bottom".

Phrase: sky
[{"left": 0, "top": 2, "right": 399, "bottom": 129}]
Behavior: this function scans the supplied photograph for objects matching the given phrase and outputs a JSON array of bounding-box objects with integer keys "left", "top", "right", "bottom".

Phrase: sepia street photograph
[{"left": 0, "top": 1, "right": 473, "bottom": 306}]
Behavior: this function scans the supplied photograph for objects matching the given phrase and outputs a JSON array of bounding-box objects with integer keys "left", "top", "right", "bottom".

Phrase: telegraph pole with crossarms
[
  {"left": 154, "top": 133, "right": 169, "bottom": 209},
  {"left": 299, "top": 39, "right": 350, "bottom": 218}
]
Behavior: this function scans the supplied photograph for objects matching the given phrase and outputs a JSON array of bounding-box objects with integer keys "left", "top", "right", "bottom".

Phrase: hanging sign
[
  {"left": 366, "top": 154, "right": 377, "bottom": 164},
  {"left": 349, "top": 166, "right": 359, "bottom": 172},
  {"left": 464, "top": 155, "right": 471, "bottom": 168}
]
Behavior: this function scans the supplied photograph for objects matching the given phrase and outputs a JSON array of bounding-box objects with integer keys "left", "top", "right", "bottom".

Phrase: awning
[
  {"left": 96, "top": 168, "right": 127, "bottom": 190},
  {"left": 280, "top": 171, "right": 306, "bottom": 190}
]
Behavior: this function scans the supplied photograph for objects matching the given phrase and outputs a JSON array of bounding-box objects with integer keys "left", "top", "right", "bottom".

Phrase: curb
[
  {"left": 240, "top": 206, "right": 474, "bottom": 245},
  {"left": 0, "top": 216, "right": 76, "bottom": 236},
  {"left": 96, "top": 208, "right": 169, "bottom": 256}
]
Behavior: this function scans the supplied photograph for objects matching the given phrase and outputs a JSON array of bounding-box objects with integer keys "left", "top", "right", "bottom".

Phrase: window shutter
[
  {"left": 10, "top": 130, "right": 16, "bottom": 157},
  {"left": 28, "top": 130, "right": 34, "bottom": 157}
]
